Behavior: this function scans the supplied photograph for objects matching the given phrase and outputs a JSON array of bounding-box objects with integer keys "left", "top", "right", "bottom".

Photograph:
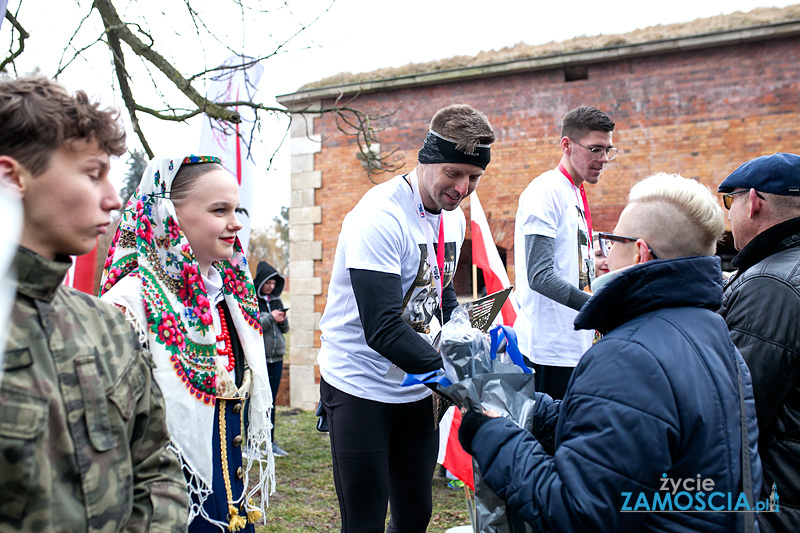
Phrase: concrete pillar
[{"left": 287, "top": 102, "right": 323, "bottom": 411}]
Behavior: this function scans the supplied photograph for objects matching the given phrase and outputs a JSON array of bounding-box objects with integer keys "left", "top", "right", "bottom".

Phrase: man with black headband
[
  {"left": 514, "top": 105, "right": 616, "bottom": 399},
  {"left": 317, "top": 104, "right": 495, "bottom": 532}
]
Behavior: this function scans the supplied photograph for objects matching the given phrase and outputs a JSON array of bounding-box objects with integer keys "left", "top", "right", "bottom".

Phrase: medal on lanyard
[{"left": 409, "top": 170, "right": 445, "bottom": 312}]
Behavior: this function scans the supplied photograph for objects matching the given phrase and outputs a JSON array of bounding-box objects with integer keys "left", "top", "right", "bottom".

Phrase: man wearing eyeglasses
[
  {"left": 513, "top": 105, "right": 616, "bottom": 399},
  {"left": 461, "top": 173, "right": 761, "bottom": 532},
  {"left": 717, "top": 152, "right": 800, "bottom": 533}
]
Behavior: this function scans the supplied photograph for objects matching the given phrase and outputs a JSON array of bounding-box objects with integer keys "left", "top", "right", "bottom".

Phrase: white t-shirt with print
[
  {"left": 318, "top": 173, "right": 465, "bottom": 403},
  {"left": 513, "top": 168, "right": 594, "bottom": 367}
]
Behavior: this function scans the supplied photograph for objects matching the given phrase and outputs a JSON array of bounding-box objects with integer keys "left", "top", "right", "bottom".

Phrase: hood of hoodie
[{"left": 254, "top": 261, "right": 285, "bottom": 297}]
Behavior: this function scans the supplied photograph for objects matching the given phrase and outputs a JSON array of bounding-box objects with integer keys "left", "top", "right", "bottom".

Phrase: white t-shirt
[
  {"left": 513, "top": 167, "right": 594, "bottom": 367},
  {"left": 318, "top": 173, "right": 466, "bottom": 403}
]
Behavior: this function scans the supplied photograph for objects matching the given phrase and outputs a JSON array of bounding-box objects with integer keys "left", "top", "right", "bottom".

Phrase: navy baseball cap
[{"left": 718, "top": 153, "right": 800, "bottom": 195}]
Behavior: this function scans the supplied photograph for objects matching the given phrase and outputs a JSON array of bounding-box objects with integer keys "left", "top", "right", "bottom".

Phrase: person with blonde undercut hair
[
  {"left": 620, "top": 172, "right": 725, "bottom": 260},
  {"left": 459, "top": 173, "right": 761, "bottom": 533}
]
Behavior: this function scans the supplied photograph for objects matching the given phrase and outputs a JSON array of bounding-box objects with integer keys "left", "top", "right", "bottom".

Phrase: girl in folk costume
[{"left": 100, "top": 155, "right": 275, "bottom": 532}]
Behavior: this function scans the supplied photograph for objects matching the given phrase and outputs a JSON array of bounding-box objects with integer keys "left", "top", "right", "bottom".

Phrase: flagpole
[
  {"left": 472, "top": 264, "right": 478, "bottom": 300},
  {"left": 464, "top": 484, "right": 476, "bottom": 531}
]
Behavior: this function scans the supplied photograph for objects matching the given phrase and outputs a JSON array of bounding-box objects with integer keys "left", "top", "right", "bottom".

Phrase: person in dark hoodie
[
  {"left": 459, "top": 173, "right": 761, "bottom": 532},
  {"left": 255, "top": 261, "right": 290, "bottom": 457}
]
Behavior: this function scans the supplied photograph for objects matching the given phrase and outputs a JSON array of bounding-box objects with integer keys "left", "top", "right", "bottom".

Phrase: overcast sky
[{"left": 2, "top": 0, "right": 797, "bottom": 228}]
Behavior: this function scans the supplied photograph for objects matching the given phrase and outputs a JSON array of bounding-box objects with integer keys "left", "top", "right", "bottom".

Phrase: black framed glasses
[
  {"left": 571, "top": 140, "right": 619, "bottom": 161},
  {"left": 597, "top": 232, "right": 659, "bottom": 259},
  {"left": 722, "top": 189, "right": 764, "bottom": 210}
]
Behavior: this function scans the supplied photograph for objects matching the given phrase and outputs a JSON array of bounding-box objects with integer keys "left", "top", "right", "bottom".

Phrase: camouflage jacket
[{"left": 0, "top": 247, "right": 189, "bottom": 532}]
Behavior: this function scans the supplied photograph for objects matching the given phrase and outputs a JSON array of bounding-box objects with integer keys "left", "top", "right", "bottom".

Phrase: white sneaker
[{"left": 272, "top": 442, "right": 289, "bottom": 457}]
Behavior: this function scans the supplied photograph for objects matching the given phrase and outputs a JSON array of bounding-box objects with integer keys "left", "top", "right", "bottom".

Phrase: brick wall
[{"left": 285, "top": 31, "right": 800, "bottom": 409}]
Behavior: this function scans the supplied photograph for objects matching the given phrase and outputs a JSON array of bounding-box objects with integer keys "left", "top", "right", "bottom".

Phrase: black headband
[{"left": 418, "top": 131, "right": 491, "bottom": 169}]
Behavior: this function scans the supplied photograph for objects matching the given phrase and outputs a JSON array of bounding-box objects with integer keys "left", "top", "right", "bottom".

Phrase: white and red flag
[
  {"left": 438, "top": 192, "right": 519, "bottom": 488},
  {"left": 198, "top": 55, "right": 264, "bottom": 253},
  {"left": 438, "top": 407, "right": 475, "bottom": 490},
  {"left": 470, "top": 191, "right": 517, "bottom": 325}
]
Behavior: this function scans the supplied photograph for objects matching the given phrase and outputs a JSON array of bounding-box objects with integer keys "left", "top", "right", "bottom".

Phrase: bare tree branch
[
  {"left": 329, "top": 94, "right": 403, "bottom": 181},
  {"left": 133, "top": 104, "right": 203, "bottom": 122},
  {"left": 105, "top": 21, "right": 155, "bottom": 158},
  {"left": 92, "top": 0, "right": 241, "bottom": 124},
  {"left": 185, "top": 0, "right": 335, "bottom": 83},
  {"left": 0, "top": 11, "right": 30, "bottom": 73},
  {"left": 181, "top": 0, "right": 238, "bottom": 59},
  {"left": 7, "top": 0, "right": 401, "bottom": 181},
  {"left": 55, "top": 9, "right": 100, "bottom": 77},
  {"left": 55, "top": 35, "right": 106, "bottom": 78}
]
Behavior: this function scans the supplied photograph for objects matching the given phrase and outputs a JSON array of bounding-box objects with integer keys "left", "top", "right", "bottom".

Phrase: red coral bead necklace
[{"left": 216, "top": 303, "right": 235, "bottom": 372}]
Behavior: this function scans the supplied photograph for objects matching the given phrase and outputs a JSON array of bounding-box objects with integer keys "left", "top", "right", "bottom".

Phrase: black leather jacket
[{"left": 720, "top": 216, "right": 800, "bottom": 532}]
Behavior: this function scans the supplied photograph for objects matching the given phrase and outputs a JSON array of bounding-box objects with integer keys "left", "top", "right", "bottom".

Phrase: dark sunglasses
[{"left": 597, "top": 232, "right": 659, "bottom": 260}]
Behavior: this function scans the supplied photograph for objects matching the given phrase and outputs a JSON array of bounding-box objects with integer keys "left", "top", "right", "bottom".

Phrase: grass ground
[{"left": 256, "top": 406, "right": 472, "bottom": 533}]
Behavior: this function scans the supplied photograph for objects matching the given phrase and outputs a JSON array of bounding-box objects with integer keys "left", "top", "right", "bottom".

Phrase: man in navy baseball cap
[{"left": 718, "top": 152, "right": 800, "bottom": 533}]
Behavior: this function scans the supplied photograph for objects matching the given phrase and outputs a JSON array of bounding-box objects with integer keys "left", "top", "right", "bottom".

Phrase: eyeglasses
[
  {"left": 722, "top": 189, "right": 765, "bottom": 210},
  {"left": 571, "top": 140, "right": 619, "bottom": 161},
  {"left": 597, "top": 232, "right": 659, "bottom": 259}
]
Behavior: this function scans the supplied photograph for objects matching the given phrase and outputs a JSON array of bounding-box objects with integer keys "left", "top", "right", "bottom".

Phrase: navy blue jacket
[{"left": 470, "top": 256, "right": 762, "bottom": 532}]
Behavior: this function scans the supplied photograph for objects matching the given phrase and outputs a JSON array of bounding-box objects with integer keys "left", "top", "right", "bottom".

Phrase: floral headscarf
[{"left": 100, "top": 155, "right": 274, "bottom": 526}]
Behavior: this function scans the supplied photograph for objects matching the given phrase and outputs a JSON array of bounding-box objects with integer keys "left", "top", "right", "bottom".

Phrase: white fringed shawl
[{"left": 99, "top": 155, "right": 275, "bottom": 528}]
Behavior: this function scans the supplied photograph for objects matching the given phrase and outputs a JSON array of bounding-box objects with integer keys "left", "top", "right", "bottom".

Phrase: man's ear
[
  {"left": 0, "top": 155, "right": 27, "bottom": 198},
  {"left": 635, "top": 239, "right": 654, "bottom": 263},
  {"left": 748, "top": 188, "right": 763, "bottom": 219},
  {"left": 559, "top": 136, "right": 570, "bottom": 154}
]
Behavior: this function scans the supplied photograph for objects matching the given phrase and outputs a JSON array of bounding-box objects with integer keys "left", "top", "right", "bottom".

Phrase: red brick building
[{"left": 277, "top": 15, "right": 800, "bottom": 409}]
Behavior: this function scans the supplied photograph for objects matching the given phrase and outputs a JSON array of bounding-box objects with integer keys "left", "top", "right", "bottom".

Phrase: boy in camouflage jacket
[{"left": 0, "top": 75, "right": 189, "bottom": 532}]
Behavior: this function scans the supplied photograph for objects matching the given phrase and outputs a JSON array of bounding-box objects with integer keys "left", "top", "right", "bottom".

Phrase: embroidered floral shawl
[{"left": 99, "top": 155, "right": 274, "bottom": 527}]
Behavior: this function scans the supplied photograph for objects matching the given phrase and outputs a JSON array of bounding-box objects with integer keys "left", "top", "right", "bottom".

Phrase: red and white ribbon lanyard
[
  {"left": 409, "top": 170, "right": 445, "bottom": 316},
  {"left": 558, "top": 163, "right": 593, "bottom": 245}
]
